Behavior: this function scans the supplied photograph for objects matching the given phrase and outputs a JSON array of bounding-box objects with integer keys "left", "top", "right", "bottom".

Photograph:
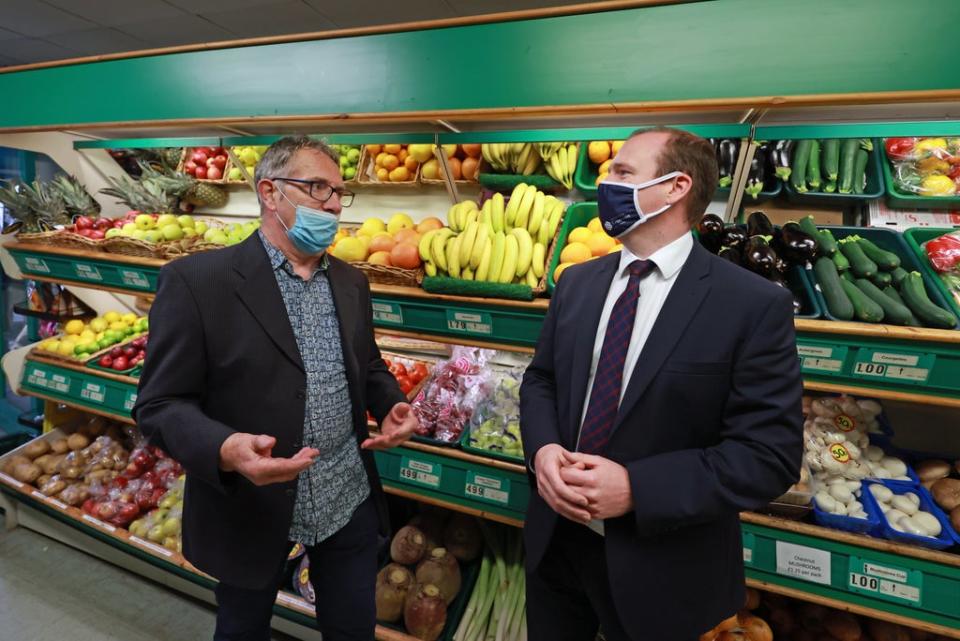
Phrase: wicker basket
[
  {"left": 46, "top": 231, "right": 105, "bottom": 252},
  {"left": 355, "top": 262, "right": 423, "bottom": 287},
  {"left": 182, "top": 240, "right": 225, "bottom": 256},
  {"left": 101, "top": 237, "right": 167, "bottom": 259},
  {"left": 357, "top": 145, "right": 421, "bottom": 187},
  {"left": 14, "top": 230, "right": 62, "bottom": 246},
  {"left": 177, "top": 147, "right": 229, "bottom": 184}
]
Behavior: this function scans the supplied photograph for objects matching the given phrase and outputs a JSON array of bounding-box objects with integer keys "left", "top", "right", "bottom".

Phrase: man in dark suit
[
  {"left": 520, "top": 127, "right": 803, "bottom": 641},
  {"left": 134, "top": 135, "right": 418, "bottom": 641}
]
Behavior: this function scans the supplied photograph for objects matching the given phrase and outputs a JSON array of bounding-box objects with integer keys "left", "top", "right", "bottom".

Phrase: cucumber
[
  {"left": 852, "top": 149, "right": 869, "bottom": 195},
  {"left": 823, "top": 139, "right": 840, "bottom": 181},
  {"left": 890, "top": 266, "right": 909, "bottom": 287},
  {"left": 839, "top": 238, "right": 878, "bottom": 278},
  {"left": 832, "top": 250, "right": 850, "bottom": 272},
  {"left": 882, "top": 286, "right": 921, "bottom": 326},
  {"left": 855, "top": 236, "right": 900, "bottom": 270},
  {"left": 841, "top": 270, "right": 855, "bottom": 283},
  {"left": 900, "top": 272, "right": 958, "bottom": 328},
  {"left": 814, "top": 256, "right": 854, "bottom": 320},
  {"left": 838, "top": 139, "right": 860, "bottom": 194},
  {"left": 841, "top": 279, "right": 885, "bottom": 323},
  {"left": 855, "top": 278, "right": 913, "bottom": 325},
  {"left": 790, "top": 140, "right": 813, "bottom": 193},
  {"left": 870, "top": 271, "right": 893, "bottom": 287},
  {"left": 819, "top": 228, "right": 838, "bottom": 256},
  {"left": 807, "top": 139, "right": 822, "bottom": 191}
]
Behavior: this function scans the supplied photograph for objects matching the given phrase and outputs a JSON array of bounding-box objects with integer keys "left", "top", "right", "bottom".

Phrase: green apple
[
  {"left": 227, "top": 167, "right": 243, "bottom": 181},
  {"left": 239, "top": 148, "right": 259, "bottom": 166},
  {"left": 183, "top": 228, "right": 198, "bottom": 238},
  {"left": 134, "top": 214, "right": 155, "bottom": 230},
  {"left": 105, "top": 228, "right": 122, "bottom": 239},
  {"left": 161, "top": 224, "right": 184, "bottom": 241},
  {"left": 122, "top": 222, "right": 137, "bottom": 233},
  {"left": 347, "top": 148, "right": 361, "bottom": 163},
  {"left": 148, "top": 524, "right": 165, "bottom": 543},
  {"left": 156, "top": 214, "right": 178, "bottom": 228},
  {"left": 343, "top": 167, "right": 357, "bottom": 180},
  {"left": 209, "top": 231, "right": 229, "bottom": 245},
  {"left": 245, "top": 165, "right": 256, "bottom": 176},
  {"left": 177, "top": 215, "right": 195, "bottom": 228},
  {"left": 203, "top": 228, "right": 219, "bottom": 242},
  {"left": 143, "top": 230, "right": 162, "bottom": 244},
  {"left": 195, "top": 221, "right": 209, "bottom": 235},
  {"left": 131, "top": 229, "right": 147, "bottom": 240}
]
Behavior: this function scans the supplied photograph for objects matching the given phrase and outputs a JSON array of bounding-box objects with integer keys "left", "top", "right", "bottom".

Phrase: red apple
[
  {"left": 112, "top": 356, "right": 129, "bottom": 371},
  {"left": 190, "top": 150, "right": 209, "bottom": 165},
  {"left": 75, "top": 215, "right": 94, "bottom": 229},
  {"left": 211, "top": 155, "right": 227, "bottom": 170},
  {"left": 206, "top": 165, "right": 222, "bottom": 180},
  {"left": 110, "top": 347, "right": 124, "bottom": 358},
  {"left": 89, "top": 229, "right": 106, "bottom": 240},
  {"left": 99, "top": 355, "right": 113, "bottom": 368},
  {"left": 194, "top": 165, "right": 207, "bottom": 179},
  {"left": 94, "top": 218, "right": 112, "bottom": 230}
]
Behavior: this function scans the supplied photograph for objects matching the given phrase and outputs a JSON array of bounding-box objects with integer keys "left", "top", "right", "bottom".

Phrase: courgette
[
  {"left": 841, "top": 270, "right": 856, "bottom": 283},
  {"left": 871, "top": 271, "right": 893, "bottom": 287},
  {"left": 890, "top": 266, "right": 909, "bottom": 287},
  {"left": 852, "top": 149, "right": 869, "bottom": 195},
  {"left": 823, "top": 139, "right": 840, "bottom": 181},
  {"left": 814, "top": 256, "right": 854, "bottom": 320},
  {"left": 841, "top": 279, "right": 885, "bottom": 323},
  {"left": 838, "top": 139, "right": 860, "bottom": 194},
  {"left": 855, "top": 236, "right": 900, "bottom": 270},
  {"left": 855, "top": 278, "right": 913, "bottom": 325},
  {"left": 823, "top": 180, "right": 837, "bottom": 193},
  {"left": 900, "top": 272, "right": 958, "bottom": 328},
  {"left": 819, "top": 228, "right": 838, "bottom": 256},
  {"left": 882, "top": 286, "right": 921, "bottom": 326},
  {"left": 832, "top": 249, "right": 850, "bottom": 272},
  {"left": 839, "top": 238, "right": 878, "bottom": 278},
  {"left": 790, "top": 140, "right": 813, "bottom": 193},
  {"left": 807, "top": 139, "right": 822, "bottom": 191}
]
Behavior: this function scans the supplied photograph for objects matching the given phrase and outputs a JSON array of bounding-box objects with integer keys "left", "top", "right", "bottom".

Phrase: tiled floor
[{"left": 0, "top": 513, "right": 299, "bottom": 641}]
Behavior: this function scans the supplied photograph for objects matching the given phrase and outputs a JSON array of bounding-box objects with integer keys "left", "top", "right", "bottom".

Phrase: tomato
[
  {"left": 383, "top": 358, "right": 393, "bottom": 370},
  {"left": 391, "top": 363, "right": 407, "bottom": 377},
  {"left": 396, "top": 375, "right": 414, "bottom": 395},
  {"left": 885, "top": 137, "right": 917, "bottom": 161},
  {"left": 412, "top": 363, "right": 429, "bottom": 382}
]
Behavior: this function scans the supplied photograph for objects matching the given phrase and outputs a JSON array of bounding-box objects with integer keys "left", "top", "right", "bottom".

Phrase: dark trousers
[
  {"left": 526, "top": 519, "right": 632, "bottom": 641},
  {"left": 213, "top": 497, "right": 379, "bottom": 641}
]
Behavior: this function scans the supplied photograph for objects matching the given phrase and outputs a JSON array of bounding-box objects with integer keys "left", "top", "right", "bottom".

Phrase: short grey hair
[{"left": 254, "top": 135, "right": 339, "bottom": 200}]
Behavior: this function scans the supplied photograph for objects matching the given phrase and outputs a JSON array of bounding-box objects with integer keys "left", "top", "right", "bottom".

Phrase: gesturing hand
[
  {"left": 219, "top": 433, "right": 318, "bottom": 486},
  {"left": 560, "top": 452, "right": 634, "bottom": 520},
  {"left": 534, "top": 444, "right": 592, "bottom": 524},
  {"left": 362, "top": 402, "right": 419, "bottom": 450}
]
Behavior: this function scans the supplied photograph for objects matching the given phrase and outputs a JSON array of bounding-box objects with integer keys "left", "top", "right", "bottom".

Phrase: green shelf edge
[{"left": 755, "top": 121, "right": 960, "bottom": 141}]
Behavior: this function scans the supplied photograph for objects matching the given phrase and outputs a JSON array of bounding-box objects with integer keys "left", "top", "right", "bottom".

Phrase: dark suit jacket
[
  {"left": 133, "top": 234, "right": 406, "bottom": 589},
  {"left": 520, "top": 241, "right": 803, "bottom": 640}
]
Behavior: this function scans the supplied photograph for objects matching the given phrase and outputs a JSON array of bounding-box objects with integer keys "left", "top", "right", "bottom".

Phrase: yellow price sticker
[
  {"left": 300, "top": 568, "right": 309, "bottom": 584},
  {"left": 829, "top": 443, "right": 851, "bottom": 463},
  {"left": 834, "top": 414, "right": 856, "bottom": 432}
]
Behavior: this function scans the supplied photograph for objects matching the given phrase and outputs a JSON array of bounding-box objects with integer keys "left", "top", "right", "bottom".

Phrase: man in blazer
[
  {"left": 134, "top": 136, "right": 418, "bottom": 641},
  {"left": 520, "top": 127, "right": 803, "bottom": 641}
]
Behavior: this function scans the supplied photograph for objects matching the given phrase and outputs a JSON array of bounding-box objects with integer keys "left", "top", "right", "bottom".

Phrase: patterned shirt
[{"left": 259, "top": 232, "right": 370, "bottom": 545}]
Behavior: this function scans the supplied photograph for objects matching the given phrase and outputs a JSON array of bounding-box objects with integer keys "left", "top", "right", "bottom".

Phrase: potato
[
  {"left": 931, "top": 478, "right": 960, "bottom": 512},
  {"left": 3, "top": 455, "right": 31, "bottom": 475},
  {"left": 49, "top": 438, "right": 69, "bottom": 455},
  {"left": 23, "top": 440, "right": 51, "bottom": 460},
  {"left": 34, "top": 454, "right": 53, "bottom": 471},
  {"left": 67, "top": 433, "right": 90, "bottom": 451},
  {"left": 86, "top": 469, "right": 116, "bottom": 484},
  {"left": 58, "top": 484, "right": 90, "bottom": 506},
  {"left": 12, "top": 462, "right": 42, "bottom": 484},
  {"left": 60, "top": 466, "right": 83, "bottom": 480},
  {"left": 36, "top": 474, "right": 52, "bottom": 487},
  {"left": 40, "top": 476, "right": 66, "bottom": 496},
  {"left": 42, "top": 454, "right": 65, "bottom": 476}
]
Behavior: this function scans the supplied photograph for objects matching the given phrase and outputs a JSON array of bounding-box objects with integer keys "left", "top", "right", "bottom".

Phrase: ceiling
[{"left": 0, "top": 0, "right": 590, "bottom": 68}]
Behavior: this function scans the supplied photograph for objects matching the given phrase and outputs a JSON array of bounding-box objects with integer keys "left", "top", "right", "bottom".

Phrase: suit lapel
[
  {"left": 568, "top": 254, "right": 620, "bottom": 442},
  {"left": 326, "top": 257, "right": 361, "bottom": 389},
  {"left": 611, "top": 242, "right": 713, "bottom": 434},
  {"left": 233, "top": 235, "right": 304, "bottom": 372}
]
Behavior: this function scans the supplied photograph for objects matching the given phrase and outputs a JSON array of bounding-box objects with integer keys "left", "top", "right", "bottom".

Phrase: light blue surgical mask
[{"left": 274, "top": 185, "right": 338, "bottom": 256}]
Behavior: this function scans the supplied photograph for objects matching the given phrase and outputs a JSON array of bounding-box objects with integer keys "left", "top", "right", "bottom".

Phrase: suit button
[
  {"left": 285, "top": 489, "right": 295, "bottom": 497},
  {"left": 296, "top": 389, "right": 305, "bottom": 399}
]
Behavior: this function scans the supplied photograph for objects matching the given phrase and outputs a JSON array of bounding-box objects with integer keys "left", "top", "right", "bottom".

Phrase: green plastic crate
[
  {"left": 783, "top": 139, "right": 884, "bottom": 206},
  {"left": 808, "top": 226, "right": 958, "bottom": 328},
  {"left": 881, "top": 145, "right": 960, "bottom": 210},
  {"left": 903, "top": 227, "right": 960, "bottom": 319},
  {"left": 459, "top": 425, "right": 524, "bottom": 465}
]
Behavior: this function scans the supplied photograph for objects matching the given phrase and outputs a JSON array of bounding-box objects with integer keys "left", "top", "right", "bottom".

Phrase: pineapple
[
  {"left": 183, "top": 182, "right": 227, "bottom": 208},
  {"left": 0, "top": 180, "right": 43, "bottom": 232},
  {"left": 21, "top": 180, "right": 71, "bottom": 227},
  {"left": 138, "top": 159, "right": 227, "bottom": 208},
  {"left": 100, "top": 174, "right": 175, "bottom": 213},
  {"left": 161, "top": 147, "right": 185, "bottom": 169},
  {"left": 51, "top": 174, "right": 100, "bottom": 219}
]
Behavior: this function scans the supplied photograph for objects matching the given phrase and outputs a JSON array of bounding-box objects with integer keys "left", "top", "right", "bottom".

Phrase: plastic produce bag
[
  {"left": 466, "top": 368, "right": 524, "bottom": 459},
  {"left": 411, "top": 347, "right": 496, "bottom": 443},
  {"left": 803, "top": 395, "right": 881, "bottom": 480},
  {"left": 884, "top": 137, "right": 960, "bottom": 196}
]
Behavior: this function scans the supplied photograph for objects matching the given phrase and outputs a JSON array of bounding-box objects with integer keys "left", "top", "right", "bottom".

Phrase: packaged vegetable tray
[
  {"left": 783, "top": 138, "right": 884, "bottom": 206},
  {"left": 812, "top": 479, "right": 882, "bottom": 535},
  {"left": 902, "top": 227, "right": 960, "bottom": 320},
  {"left": 861, "top": 480, "right": 960, "bottom": 550},
  {"left": 881, "top": 137, "right": 960, "bottom": 209}
]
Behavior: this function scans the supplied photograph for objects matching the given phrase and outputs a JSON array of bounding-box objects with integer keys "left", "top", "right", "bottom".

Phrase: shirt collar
[
  {"left": 617, "top": 231, "right": 694, "bottom": 280},
  {"left": 259, "top": 230, "right": 329, "bottom": 277}
]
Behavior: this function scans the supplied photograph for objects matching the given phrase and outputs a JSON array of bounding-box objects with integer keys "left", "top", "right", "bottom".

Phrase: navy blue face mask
[{"left": 597, "top": 171, "right": 682, "bottom": 238}]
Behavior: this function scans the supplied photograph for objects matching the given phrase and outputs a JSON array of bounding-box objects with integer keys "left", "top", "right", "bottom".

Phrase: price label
[
  {"left": 23, "top": 256, "right": 51, "bottom": 273},
  {"left": 399, "top": 457, "right": 442, "bottom": 489},
  {"left": 849, "top": 557, "right": 922, "bottom": 605},
  {"left": 123, "top": 390, "right": 138, "bottom": 412},
  {"left": 276, "top": 591, "right": 303, "bottom": 607},
  {"left": 47, "top": 497, "right": 68, "bottom": 510},
  {"left": 73, "top": 262, "right": 103, "bottom": 282},
  {"left": 130, "top": 536, "right": 174, "bottom": 558},
  {"left": 798, "top": 345, "right": 848, "bottom": 375},
  {"left": 28, "top": 368, "right": 70, "bottom": 393},
  {"left": 445, "top": 310, "right": 493, "bottom": 336},
  {"left": 80, "top": 381, "right": 106, "bottom": 404},
  {"left": 852, "top": 349, "right": 935, "bottom": 385},
  {"left": 742, "top": 532, "right": 756, "bottom": 566},
  {"left": 0, "top": 472, "right": 25, "bottom": 488},
  {"left": 372, "top": 302, "right": 403, "bottom": 326},
  {"left": 776, "top": 541, "right": 831, "bottom": 585},
  {"left": 120, "top": 269, "right": 151, "bottom": 290},
  {"left": 464, "top": 471, "right": 510, "bottom": 505},
  {"left": 82, "top": 514, "right": 116, "bottom": 532}
]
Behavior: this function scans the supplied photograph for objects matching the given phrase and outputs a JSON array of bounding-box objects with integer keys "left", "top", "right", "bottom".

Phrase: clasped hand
[{"left": 534, "top": 444, "right": 634, "bottom": 524}]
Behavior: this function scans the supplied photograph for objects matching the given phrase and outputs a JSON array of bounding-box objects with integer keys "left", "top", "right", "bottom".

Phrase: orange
[
  {"left": 567, "top": 227, "right": 592, "bottom": 245},
  {"left": 381, "top": 154, "right": 400, "bottom": 171},
  {"left": 397, "top": 148, "right": 409, "bottom": 163},
  {"left": 366, "top": 144, "right": 382, "bottom": 156},
  {"left": 461, "top": 144, "right": 482, "bottom": 159},
  {"left": 588, "top": 141, "right": 611, "bottom": 165},
  {"left": 595, "top": 172, "right": 608, "bottom": 186},
  {"left": 598, "top": 159, "right": 612, "bottom": 174},
  {"left": 404, "top": 156, "right": 419, "bottom": 172},
  {"left": 383, "top": 144, "right": 402, "bottom": 155},
  {"left": 368, "top": 251, "right": 392, "bottom": 266},
  {"left": 553, "top": 262, "right": 574, "bottom": 282},
  {"left": 389, "top": 166, "right": 411, "bottom": 182},
  {"left": 461, "top": 157, "right": 479, "bottom": 181},
  {"left": 560, "top": 242, "right": 592, "bottom": 264},
  {"left": 416, "top": 217, "right": 444, "bottom": 233},
  {"left": 376, "top": 167, "right": 389, "bottom": 181},
  {"left": 611, "top": 140, "right": 625, "bottom": 155},
  {"left": 586, "top": 233, "right": 615, "bottom": 257},
  {"left": 390, "top": 243, "right": 421, "bottom": 269},
  {"left": 369, "top": 233, "right": 396, "bottom": 254},
  {"left": 375, "top": 152, "right": 387, "bottom": 167},
  {"left": 394, "top": 228, "right": 420, "bottom": 246},
  {"left": 587, "top": 217, "right": 603, "bottom": 233},
  {"left": 440, "top": 157, "right": 462, "bottom": 180}
]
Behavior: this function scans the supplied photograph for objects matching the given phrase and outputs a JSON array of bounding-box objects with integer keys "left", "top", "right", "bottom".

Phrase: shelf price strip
[
  {"left": 464, "top": 471, "right": 510, "bottom": 506},
  {"left": 798, "top": 344, "right": 848, "bottom": 375},
  {"left": 852, "top": 349, "right": 935, "bottom": 385},
  {"left": 372, "top": 302, "right": 403, "bottom": 326},
  {"left": 445, "top": 310, "right": 493, "bottom": 336},
  {"left": 22, "top": 256, "right": 51, "bottom": 274},
  {"left": 79, "top": 381, "right": 106, "bottom": 405},
  {"left": 848, "top": 557, "right": 923, "bottom": 606},
  {"left": 73, "top": 262, "right": 104, "bottom": 283},
  {"left": 25, "top": 366, "right": 70, "bottom": 394},
  {"left": 775, "top": 541, "right": 831, "bottom": 586},
  {"left": 120, "top": 269, "right": 151, "bottom": 290},
  {"left": 123, "top": 390, "right": 138, "bottom": 412},
  {"left": 742, "top": 532, "right": 756, "bottom": 566},
  {"left": 398, "top": 457, "right": 442, "bottom": 489}
]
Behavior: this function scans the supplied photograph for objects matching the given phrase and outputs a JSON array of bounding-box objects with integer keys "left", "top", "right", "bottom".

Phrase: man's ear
[
  {"left": 667, "top": 173, "right": 693, "bottom": 204},
  {"left": 257, "top": 179, "right": 276, "bottom": 211}
]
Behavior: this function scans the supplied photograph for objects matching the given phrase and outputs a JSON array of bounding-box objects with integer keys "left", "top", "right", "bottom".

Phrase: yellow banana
[
  {"left": 526, "top": 268, "right": 539, "bottom": 288},
  {"left": 491, "top": 192, "right": 505, "bottom": 233},
  {"left": 532, "top": 243, "right": 546, "bottom": 279},
  {"left": 471, "top": 224, "right": 490, "bottom": 269},
  {"left": 419, "top": 229, "right": 438, "bottom": 262},
  {"left": 527, "top": 191, "right": 545, "bottom": 235},
  {"left": 446, "top": 203, "right": 460, "bottom": 231},
  {"left": 538, "top": 217, "right": 550, "bottom": 246},
  {"left": 459, "top": 221, "right": 478, "bottom": 267},
  {"left": 499, "top": 234, "right": 519, "bottom": 284},
  {"left": 475, "top": 237, "right": 493, "bottom": 281},
  {"left": 432, "top": 229, "right": 454, "bottom": 273},
  {"left": 488, "top": 232, "right": 506, "bottom": 283},
  {"left": 462, "top": 267, "right": 474, "bottom": 281},
  {"left": 515, "top": 145, "right": 531, "bottom": 174},
  {"left": 424, "top": 261, "right": 437, "bottom": 277},
  {"left": 512, "top": 228, "right": 533, "bottom": 278},
  {"left": 514, "top": 186, "right": 537, "bottom": 231},
  {"left": 567, "top": 144, "right": 578, "bottom": 187},
  {"left": 479, "top": 199, "right": 492, "bottom": 229},
  {"left": 547, "top": 200, "right": 564, "bottom": 239},
  {"left": 504, "top": 183, "right": 527, "bottom": 228},
  {"left": 447, "top": 234, "right": 462, "bottom": 279},
  {"left": 555, "top": 147, "right": 568, "bottom": 185},
  {"left": 522, "top": 147, "right": 541, "bottom": 176}
]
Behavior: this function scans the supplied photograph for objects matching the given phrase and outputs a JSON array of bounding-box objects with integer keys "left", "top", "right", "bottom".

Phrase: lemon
[
  {"left": 121, "top": 313, "right": 137, "bottom": 326},
  {"left": 64, "top": 319, "right": 85, "bottom": 335},
  {"left": 104, "top": 311, "right": 121, "bottom": 323},
  {"left": 88, "top": 318, "right": 108, "bottom": 332},
  {"left": 79, "top": 330, "right": 97, "bottom": 342},
  {"left": 40, "top": 339, "right": 59, "bottom": 352},
  {"left": 58, "top": 340, "right": 77, "bottom": 357}
]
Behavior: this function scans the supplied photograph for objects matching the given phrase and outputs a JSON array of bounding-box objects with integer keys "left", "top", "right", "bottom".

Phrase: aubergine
[
  {"left": 743, "top": 236, "right": 778, "bottom": 276},
  {"left": 717, "top": 139, "right": 739, "bottom": 189},
  {"left": 721, "top": 226, "right": 748, "bottom": 252},
  {"left": 696, "top": 214, "right": 725, "bottom": 254},
  {"left": 776, "top": 222, "right": 819, "bottom": 264},
  {"left": 770, "top": 140, "right": 794, "bottom": 181},
  {"left": 746, "top": 211, "right": 774, "bottom": 237},
  {"left": 718, "top": 246, "right": 741, "bottom": 265},
  {"left": 744, "top": 143, "right": 768, "bottom": 200}
]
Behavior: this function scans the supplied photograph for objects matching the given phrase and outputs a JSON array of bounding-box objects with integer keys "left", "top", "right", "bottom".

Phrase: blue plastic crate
[
  {"left": 861, "top": 480, "right": 958, "bottom": 550},
  {"left": 812, "top": 481, "right": 882, "bottom": 534}
]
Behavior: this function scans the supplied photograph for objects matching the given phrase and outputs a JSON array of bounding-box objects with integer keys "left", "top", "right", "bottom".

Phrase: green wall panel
[{"left": 1, "top": 0, "right": 958, "bottom": 129}]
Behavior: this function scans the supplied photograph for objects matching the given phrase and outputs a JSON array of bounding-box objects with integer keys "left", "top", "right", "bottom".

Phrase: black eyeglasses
[{"left": 271, "top": 177, "right": 355, "bottom": 207}]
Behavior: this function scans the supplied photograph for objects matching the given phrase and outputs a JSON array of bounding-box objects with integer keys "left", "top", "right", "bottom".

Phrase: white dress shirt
[{"left": 576, "top": 231, "right": 694, "bottom": 535}]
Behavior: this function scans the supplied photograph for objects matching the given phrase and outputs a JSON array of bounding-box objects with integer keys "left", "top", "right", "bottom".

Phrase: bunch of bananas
[
  {"left": 481, "top": 143, "right": 542, "bottom": 176},
  {"left": 537, "top": 142, "right": 578, "bottom": 189},
  {"left": 418, "top": 183, "right": 565, "bottom": 287}
]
